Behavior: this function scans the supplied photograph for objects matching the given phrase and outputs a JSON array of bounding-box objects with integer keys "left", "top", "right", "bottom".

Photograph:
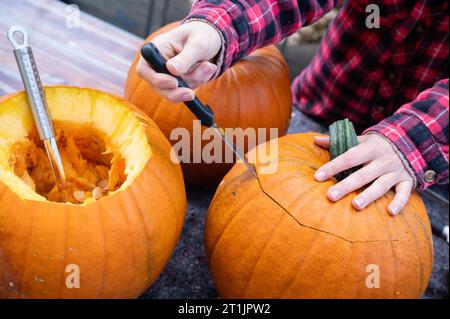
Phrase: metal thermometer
[
  {"left": 141, "top": 42, "right": 257, "bottom": 176},
  {"left": 7, "top": 26, "right": 66, "bottom": 186}
]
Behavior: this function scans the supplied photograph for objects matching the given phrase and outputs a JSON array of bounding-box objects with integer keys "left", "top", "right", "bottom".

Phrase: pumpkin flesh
[{"left": 9, "top": 122, "right": 126, "bottom": 203}]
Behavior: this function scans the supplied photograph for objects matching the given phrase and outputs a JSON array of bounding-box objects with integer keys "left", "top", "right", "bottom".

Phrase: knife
[{"left": 141, "top": 42, "right": 257, "bottom": 176}]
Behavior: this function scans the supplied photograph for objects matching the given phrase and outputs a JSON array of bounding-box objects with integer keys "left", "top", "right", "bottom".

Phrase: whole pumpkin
[
  {"left": 206, "top": 133, "right": 433, "bottom": 298},
  {"left": 125, "top": 22, "right": 292, "bottom": 186},
  {"left": 0, "top": 86, "right": 186, "bottom": 298}
]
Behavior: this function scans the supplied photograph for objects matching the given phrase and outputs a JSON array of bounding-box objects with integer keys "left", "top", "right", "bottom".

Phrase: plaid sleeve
[
  {"left": 365, "top": 79, "right": 449, "bottom": 190},
  {"left": 185, "top": 0, "right": 337, "bottom": 74}
]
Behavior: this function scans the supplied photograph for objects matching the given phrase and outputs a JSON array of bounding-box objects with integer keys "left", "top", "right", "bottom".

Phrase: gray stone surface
[{"left": 142, "top": 109, "right": 449, "bottom": 299}]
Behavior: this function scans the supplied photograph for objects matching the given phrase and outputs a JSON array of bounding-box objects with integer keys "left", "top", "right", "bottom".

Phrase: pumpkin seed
[
  {"left": 73, "top": 191, "right": 86, "bottom": 202},
  {"left": 92, "top": 187, "right": 103, "bottom": 200}
]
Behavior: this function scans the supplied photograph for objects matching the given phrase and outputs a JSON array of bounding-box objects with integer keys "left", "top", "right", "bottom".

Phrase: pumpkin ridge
[
  {"left": 242, "top": 209, "right": 287, "bottom": 298},
  {"left": 150, "top": 95, "right": 169, "bottom": 127},
  {"left": 406, "top": 199, "right": 434, "bottom": 271},
  {"left": 266, "top": 74, "right": 286, "bottom": 131},
  {"left": 396, "top": 203, "right": 425, "bottom": 296},
  {"left": 128, "top": 79, "right": 146, "bottom": 107},
  {"left": 56, "top": 209, "right": 70, "bottom": 299},
  {"left": 173, "top": 100, "right": 187, "bottom": 139},
  {"left": 330, "top": 240, "right": 356, "bottom": 299},
  {"left": 209, "top": 176, "right": 263, "bottom": 262},
  {"left": 252, "top": 63, "right": 283, "bottom": 129},
  {"left": 278, "top": 190, "right": 351, "bottom": 297},
  {"left": 388, "top": 240, "right": 398, "bottom": 298},
  {"left": 94, "top": 204, "right": 107, "bottom": 298},
  {"left": 230, "top": 67, "right": 241, "bottom": 128},
  {"left": 116, "top": 194, "right": 142, "bottom": 292},
  {"left": 127, "top": 183, "right": 153, "bottom": 282},
  {"left": 147, "top": 158, "right": 181, "bottom": 234},
  {"left": 375, "top": 197, "right": 398, "bottom": 298},
  {"left": 212, "top": 169, "right": 250, "bottom": 200},
  {"left": 17, "top": 207, "right": 36, "bottom": 299}
]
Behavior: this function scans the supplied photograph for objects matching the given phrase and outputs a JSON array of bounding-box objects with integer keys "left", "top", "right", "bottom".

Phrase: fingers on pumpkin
[
  {"left": 352, "top": 172, "right": 398, "bottom": 210},
  {"left": 388, "top": 180, "right": 414, "bottom": 216},
  {"left": 314, "top": 135, "right": 367, "bottom": 149},
  {"left": 327, "top": 161, "right": 385, "bottom": 201},
  {"left": 315, "top": 144, "right": 370, "bottom": 181}
]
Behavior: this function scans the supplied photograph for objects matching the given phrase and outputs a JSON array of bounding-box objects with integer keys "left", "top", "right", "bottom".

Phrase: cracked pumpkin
[
  {"left": 206, "top": 133, "right": 433, "bottom": 298},
  {"left": 0, "top": 87, "right": 186, "bottom": 298}
]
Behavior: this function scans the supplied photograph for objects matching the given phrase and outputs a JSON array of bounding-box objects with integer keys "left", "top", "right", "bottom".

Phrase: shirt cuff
[{"left": 364, "top": 114, "right": 444, "bottom": 190}]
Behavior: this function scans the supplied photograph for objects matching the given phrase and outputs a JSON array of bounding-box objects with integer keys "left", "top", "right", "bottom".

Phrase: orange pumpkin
[
  {"left": 0, "top": 86, "right": 186, "bottom": 298},
  {"left": 206, "top": 133, "right": 433, "bottom": 298},
  {"left": 125, "top": 22, "right": 292, "bottom": 186}
]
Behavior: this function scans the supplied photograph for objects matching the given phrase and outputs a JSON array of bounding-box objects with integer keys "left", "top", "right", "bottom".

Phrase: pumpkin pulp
[
  {"left": 9, "top": 122, "right": 126, "bottom": 203},
  {"left": 0, "top": 87, "right": 152, "bottom": 204}
]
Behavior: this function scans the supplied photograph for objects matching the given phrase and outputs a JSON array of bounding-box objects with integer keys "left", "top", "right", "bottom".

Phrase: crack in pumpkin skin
[
  {"left": 238, "top": 137, "right": 402, "bottom": 244},
  {"left": 8, "top": 121, "right": 126, "bottom": 204},
  {"left": 251, "top": 169, "right": 400, "bottom": 244}
]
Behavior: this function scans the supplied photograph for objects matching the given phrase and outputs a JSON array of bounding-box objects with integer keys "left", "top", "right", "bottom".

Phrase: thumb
[{"left": 167, "top": 41, "right": 206, "bottom": 76}]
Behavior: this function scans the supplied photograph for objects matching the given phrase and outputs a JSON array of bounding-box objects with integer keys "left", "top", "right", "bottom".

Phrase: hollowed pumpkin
[
  {"left": 206, "top": 133, "right": 433, "bottom": 299},
  {"left": 0, "top": 86, "right": 186, "bottom": 298},
  {"left": 125, "top": 22, "right": 292, "bottom": 186}
]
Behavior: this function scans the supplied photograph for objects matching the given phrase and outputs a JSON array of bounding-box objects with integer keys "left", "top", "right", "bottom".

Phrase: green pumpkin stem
[{"left": 329, "top": 118, "right": 359, "bottom": 181}]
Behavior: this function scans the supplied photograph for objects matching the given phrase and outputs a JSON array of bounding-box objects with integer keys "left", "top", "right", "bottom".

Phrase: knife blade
[{"left": 141, "top": 42, "right": 257, "bottom": 176}]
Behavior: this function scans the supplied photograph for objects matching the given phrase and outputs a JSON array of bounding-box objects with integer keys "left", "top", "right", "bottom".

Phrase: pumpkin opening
[
  {"left": 0, "top": 87, "right": 152, "bottom": 204},
  {"left": 9, "top": 122, "right": 126, "bottom": 204}
]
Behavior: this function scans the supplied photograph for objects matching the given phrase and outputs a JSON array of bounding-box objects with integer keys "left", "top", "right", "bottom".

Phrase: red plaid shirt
[{"left": 186, "top": 0, "right": 449, "bottom": 190}]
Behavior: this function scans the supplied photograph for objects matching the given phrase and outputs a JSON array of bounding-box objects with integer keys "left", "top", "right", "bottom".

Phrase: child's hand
[
  {"left": 313, "top": 134, "right": 415, "bottom": 216},
  {"left": 136, "top": 21, "right": 222, "bottom": 103}
]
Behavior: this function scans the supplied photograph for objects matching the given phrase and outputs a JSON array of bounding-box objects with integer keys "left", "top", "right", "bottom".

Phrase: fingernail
[
  {"left": 328, "top": 189, "right": 340, "bottom": 201},
  {"left": 183, "top": 93, "right": 194, "bottom": 100},
  {"left": 389, "top": 206, "right": 400, "bottom": 216},
  {"left": 315, "top": 171, "right": 326, "bottom": 181},
  {"left": 314, "top": 136, "right": 328, "bottom": 141},
  {"left": 202, "top": 63, "right": 212, "bottom": 73},
  {"left": 169, "top": 60, "right": 181, "bottom": 72},
  {"left": 353, "top": 197, "right": 366, "bottom": 210}
]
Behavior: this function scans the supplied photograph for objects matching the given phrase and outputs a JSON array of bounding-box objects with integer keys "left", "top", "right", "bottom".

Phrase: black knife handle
[{"left": 141, "top": 42, "right": 214, "bottom": 127}]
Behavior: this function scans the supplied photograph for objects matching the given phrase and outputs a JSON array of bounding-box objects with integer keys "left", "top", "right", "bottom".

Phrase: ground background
[{"left": 65, "top": 0, "right": 449, "bottom": 299}]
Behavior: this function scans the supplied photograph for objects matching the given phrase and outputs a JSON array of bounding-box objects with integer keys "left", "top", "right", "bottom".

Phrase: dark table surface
[{"left": 0, "top": 0, "right": 448, "bottom": 299}]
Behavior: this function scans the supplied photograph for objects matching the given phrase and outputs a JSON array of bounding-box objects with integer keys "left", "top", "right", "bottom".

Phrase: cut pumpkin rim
[{"left": 0, "top": 86, "right": 152, "bottom": 205}]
